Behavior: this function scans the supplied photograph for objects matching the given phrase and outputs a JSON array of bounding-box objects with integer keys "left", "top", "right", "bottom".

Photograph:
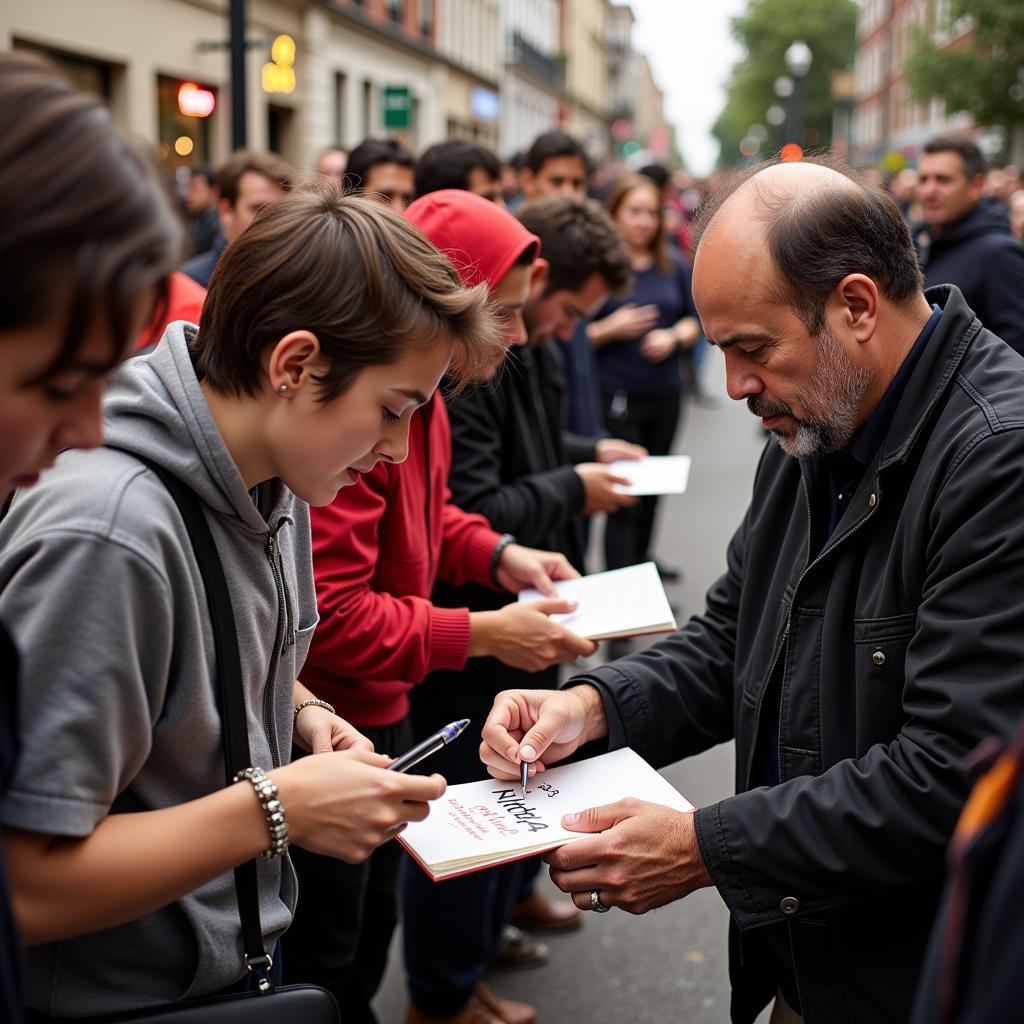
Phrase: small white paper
[
  {"left": 517, "top": 561, "right": 676, "bottom": 641},
  {"left": 609, "top": 455, "right": 692, "bottom": 495},
  {"left": 399, "top": 747, "right": 694, "bottom": 880}
]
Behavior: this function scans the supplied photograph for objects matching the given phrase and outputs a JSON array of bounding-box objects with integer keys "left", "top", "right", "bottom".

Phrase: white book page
[
  {"left": 400, "top": 748, "right": 694, "bottom": 872},
  {"left": 516, "top": 562, "right": 675, "bottom": 640},
  {"left": 609, "top": 455, "right": 692, "bottom": 496}
]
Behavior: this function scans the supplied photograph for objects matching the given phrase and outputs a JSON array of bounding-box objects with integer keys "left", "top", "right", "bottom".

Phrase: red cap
[{"left": 405, "top": 189, "right": 539, "bottom": 290}]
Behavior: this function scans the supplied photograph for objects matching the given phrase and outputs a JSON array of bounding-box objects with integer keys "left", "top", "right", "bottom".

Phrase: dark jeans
[
  {"left": 602, "top": 391, "right": 683, "bottom": 570},
  {"left": 283, "top": 718, "right": 414, "bottom": 1024},
  {"left": 400, "top": 688, "right": 529, "bottom": 1017}
]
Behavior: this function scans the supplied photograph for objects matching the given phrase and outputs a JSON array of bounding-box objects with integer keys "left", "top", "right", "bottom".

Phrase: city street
[{"left": 374, "top": 348, "right": 774, "bottom": 1023}]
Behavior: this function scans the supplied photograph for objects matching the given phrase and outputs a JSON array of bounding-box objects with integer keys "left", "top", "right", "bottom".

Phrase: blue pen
[{"left": 388, "top": 719, "right": 470, "bottom": 773}]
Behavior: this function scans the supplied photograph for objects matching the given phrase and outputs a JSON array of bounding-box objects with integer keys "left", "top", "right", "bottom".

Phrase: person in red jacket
[{"left": 284, "top": 190, "right": 595, "bottom": 1024}]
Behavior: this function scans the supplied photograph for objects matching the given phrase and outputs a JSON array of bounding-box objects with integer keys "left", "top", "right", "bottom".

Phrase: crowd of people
[{"left": 2, "top": 45, "right": 1024, "bottom": 1024}]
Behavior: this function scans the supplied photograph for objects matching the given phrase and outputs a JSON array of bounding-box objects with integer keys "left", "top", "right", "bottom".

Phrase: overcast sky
[{"left": 628, "top": 0, "right": 748, "bottom": 175}]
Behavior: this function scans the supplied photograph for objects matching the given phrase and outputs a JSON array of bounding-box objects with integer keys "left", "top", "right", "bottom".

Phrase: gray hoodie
[{"left": 0, "top": 322, "right": 318, "bottom": 1016}]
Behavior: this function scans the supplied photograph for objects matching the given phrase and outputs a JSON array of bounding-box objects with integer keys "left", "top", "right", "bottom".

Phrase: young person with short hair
[
  {"left": 343, "top": 137, "right": 416, "bottom": 212},
  {"left": 519, "top": 131, "right": 589, "bottom": 201},
  {"left": 0, "top": 49, "right": 184, "bottom": 1022},
  {"left": 180, "top": 149, "right": 293, "bottom": 288},
  {"left": 285, "top": 189, "right": 591, "bottom": 1024},
  {"left": 0, "top": 183, "right": 501, "bottom": 1019},
  {"left": 415, "top": 140, "right": 504, "bottom": 204}
]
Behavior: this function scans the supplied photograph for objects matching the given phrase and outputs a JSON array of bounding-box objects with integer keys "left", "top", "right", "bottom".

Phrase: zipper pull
[{"left": 266, "top": 531, "right": 276, "bottom": 559}]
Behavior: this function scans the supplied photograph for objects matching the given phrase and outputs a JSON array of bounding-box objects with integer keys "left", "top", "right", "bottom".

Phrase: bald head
[{"left": 693, "top": 157, "right": 922, "bottom": 334}]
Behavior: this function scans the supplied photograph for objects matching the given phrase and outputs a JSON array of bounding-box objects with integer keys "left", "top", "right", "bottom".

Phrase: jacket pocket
[{"left": 852, "top": 613, "right": 916, "bottom": 750}]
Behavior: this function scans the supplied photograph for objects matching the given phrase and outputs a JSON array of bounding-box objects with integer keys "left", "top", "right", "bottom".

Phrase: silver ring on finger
[{"left": 590, "top": 889, "right": 610, "bottom": 913}]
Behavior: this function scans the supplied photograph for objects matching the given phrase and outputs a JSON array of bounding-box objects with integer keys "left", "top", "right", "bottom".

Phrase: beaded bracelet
[
  {"left": 234, "top": 766, "right": 289, "bottom": 860},
  {"left": 293, "top": 698, "right": 336, "bottom": 721}
]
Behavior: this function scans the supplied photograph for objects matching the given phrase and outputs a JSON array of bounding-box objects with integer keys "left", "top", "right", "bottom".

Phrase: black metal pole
[
  {"left": 793, "top": 77, "right": 805, "bottom": 148},
  {"left": 230, "top": 0, "right": 247, "bottom": 150}
]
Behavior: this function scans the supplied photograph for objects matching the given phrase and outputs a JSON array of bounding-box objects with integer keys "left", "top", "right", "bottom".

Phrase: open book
[
  {"left": 609, "top": 455, "right": 692, "bottom": 496},
  {"left": 398, "top": 747, "right": 694, "bottom": 881},
  {"left": 517, "top": 561, "right": 676, "bottom": 641}
]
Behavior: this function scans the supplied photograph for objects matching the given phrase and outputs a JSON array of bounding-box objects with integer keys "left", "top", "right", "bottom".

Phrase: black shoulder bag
[{"left": 91, "top": 456, "right": 339, "bottom": 1024}]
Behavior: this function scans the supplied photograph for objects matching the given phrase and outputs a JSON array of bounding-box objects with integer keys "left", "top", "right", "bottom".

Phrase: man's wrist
[
  {"left": 567, "top": 683, "right": 609, "bottom": 744},
  {"left": 468, "top": 610, "right": 498, "bottom": 658},
  {"left": 490, "top": 533, "right": 516, "bottom": 586}
]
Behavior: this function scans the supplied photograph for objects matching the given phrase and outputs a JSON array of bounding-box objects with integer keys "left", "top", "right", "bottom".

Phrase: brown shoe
[
  {"left": 404, "top": 994, "right": 504, "bottom": 1024},
  {"left": 476, "top": 983, "right": 537, "bottom": 1024},
  {"left": 510, "top": 890, "right": 582, "bottom": 933}
]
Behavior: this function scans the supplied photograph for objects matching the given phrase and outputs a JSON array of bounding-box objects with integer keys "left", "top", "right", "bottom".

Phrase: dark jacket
[
  {"left": 574, "top": 286, "right": 1024, "bottom": 1023},
  {"left": 180, "top": 234, "right": 226, "bottom": 289},
  {"left": 918, "top": 199, "right": 1024, "bottom": 354},
  {"left": 424, "top": 342, "right": 596, "bottom": 701},
  {"left": 912, "top": 718, "right": 1024, "bottom": 1024}
]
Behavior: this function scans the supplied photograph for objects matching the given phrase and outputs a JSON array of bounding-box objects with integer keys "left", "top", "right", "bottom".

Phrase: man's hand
[
  {"left": 494, "top": 543, "right": 579, "bottom": 597},
  {"left": 575, "top": 463, "right": 640, "bottom": 514},
  {"left": 595, "top": 438, "right": 648, "bottom": 464},
  {"left": 468, "top": 601, "right": 597, "bottom": 671},
  {"left": 640, "top": 329, "right": 680, "bottom": 363},
  {"left": 294, "top": 706, "right": 375, "bottom": 756},
  {"left": 479, "top": 685, "right": 607, "bottom": 779},
  {"left": 545, "top": 800, "right": 712, "bottom": 915}
]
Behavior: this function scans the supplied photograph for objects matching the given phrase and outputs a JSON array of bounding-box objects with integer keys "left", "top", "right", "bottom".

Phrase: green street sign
[{"left": 383, "top": 85, "right": 412, "bottom": 130}]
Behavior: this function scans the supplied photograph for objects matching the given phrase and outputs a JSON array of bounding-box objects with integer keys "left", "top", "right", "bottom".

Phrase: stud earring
[{"left": 278, "top": 384, "right": 288, "bottom": 394}]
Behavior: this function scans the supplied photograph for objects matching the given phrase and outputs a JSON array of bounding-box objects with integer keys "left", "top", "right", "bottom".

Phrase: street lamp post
[{"left": 784, "top": 40, "right": 813, "bottom": 149}]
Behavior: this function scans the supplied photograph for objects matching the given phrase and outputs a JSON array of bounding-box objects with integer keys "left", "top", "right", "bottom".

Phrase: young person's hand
[
  {"left": 640, "top": 328, "right": 680, "bottom": 363},
  {"left": 294, "top": 705, "right": 374, "bottom": 755},
  {"left": 275, "top": 747, "right": 445, "bottom": 863},
  {"left": 493, "top": 542, "right": 579, "bottom": 597},
  {"left": 589, "top": 304, "right": 659, "bottom": 345},
  {"left": 469, "top": 599, "right": 597, "bottom": 670},
  {"left": 595, "top": 438, "right": 648, "bottom": 464},
  {"left": 575, "top": 463, "right": 640, "bottom": 514}
]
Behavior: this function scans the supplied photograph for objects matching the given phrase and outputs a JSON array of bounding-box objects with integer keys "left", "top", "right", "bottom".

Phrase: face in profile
[
  {"left": 0, "top": 296, "right": 152, "bottom": 495},
  {"left": 267, "top": 337, "right": 455, "bottom": 507},
  {"left": 524, "top": 270, "right": 608, "bottom": 344}
]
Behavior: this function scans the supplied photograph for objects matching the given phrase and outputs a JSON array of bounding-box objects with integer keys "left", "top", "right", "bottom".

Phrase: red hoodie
[{"left": 302, "top": 190, "right": 540, "bottom": 728}]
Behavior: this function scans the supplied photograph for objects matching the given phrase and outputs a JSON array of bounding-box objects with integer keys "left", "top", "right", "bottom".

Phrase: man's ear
[
  {"left": 266, "top": 331, "right": 322, "bottom": 395},
  {"left": 529, "top": 257, "right": 550, "bottom": 298},
  {"left": 835, "top": 274, "right": 878, "bottom": 345}
]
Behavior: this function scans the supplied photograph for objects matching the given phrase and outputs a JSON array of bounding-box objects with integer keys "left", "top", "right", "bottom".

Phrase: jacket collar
[{"left": 874, "top": 285, "right": 981, "bottom": 472}]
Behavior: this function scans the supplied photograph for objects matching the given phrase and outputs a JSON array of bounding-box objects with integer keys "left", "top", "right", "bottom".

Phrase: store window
[
  {"left": 157, "top": 74, "right": 217, "bottom": 169},
  {"left": 14, "top": 40, "right": 114, "bottom": 101}
]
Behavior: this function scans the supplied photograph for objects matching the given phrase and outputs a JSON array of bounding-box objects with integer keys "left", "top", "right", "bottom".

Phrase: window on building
[
  {"left": 363, "top": 78, "right": 374, "bottom": 137},
  {"left": 156, "top": 73, "right": 216, "bottom": 168},
  {"left": 14, "top": 40, "right": 114, "bottom": 101},
  {"left": 333, "top": 71, "right": 347, "bottom": 146},
  {"left": 387, "top": 1, "right": 404, "bottom": 26}
]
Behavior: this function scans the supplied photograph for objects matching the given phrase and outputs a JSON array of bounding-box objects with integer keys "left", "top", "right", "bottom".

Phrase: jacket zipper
[{"left": 262, "top": 516, "right": 293, "bottom": 770}]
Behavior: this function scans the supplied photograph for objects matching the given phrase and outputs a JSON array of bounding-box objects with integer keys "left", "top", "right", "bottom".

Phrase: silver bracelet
[
  {"left": 293, "top": 698, "right": 336, "bottom": 720},
  {"left": 234, "top": 766, "right": 289, "bottom": 860}
]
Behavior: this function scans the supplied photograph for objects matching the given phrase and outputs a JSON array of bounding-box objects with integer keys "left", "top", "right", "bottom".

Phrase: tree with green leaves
[
  {"left": 904, "top": 0, "right": 1024, "bottom": 150},
  {"left": 712, "top": 0, "right": 857, "bottom": 168}
]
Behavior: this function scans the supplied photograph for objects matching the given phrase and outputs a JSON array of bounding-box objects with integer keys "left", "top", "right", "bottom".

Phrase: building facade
[
  {"left": 561, "top": 0, "right": 610, "bottom": 160},
  {"left": 853, "top": 0, "right": 974, "bottom": 165}
]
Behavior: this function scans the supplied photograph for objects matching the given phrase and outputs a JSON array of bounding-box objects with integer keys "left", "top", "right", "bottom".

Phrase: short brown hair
[
  {"left": 0, "top": 50, "right": 181, "bottom": 376},
  {"left": 922, "top": 135, "right": 986, "bottom": 180},
  {"left": 196, "top": 184, "right": 505, "bottom": 398},
  {"left": 693, "top": 154, "right": 923, "bottom": 334},
  {"left": 217, "top": 150, "right": 293, "bottom": 206},
  {"left": 607, "top": 174, "right": 671, "bottom": 274},
  {"left": 517, "top": 195, "right": 631, "bottom": 296}
]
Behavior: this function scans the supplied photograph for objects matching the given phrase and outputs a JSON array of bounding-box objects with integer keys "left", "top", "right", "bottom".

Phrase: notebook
[{"left": 399, "top": 747, "right": 694, "bottom": 881}]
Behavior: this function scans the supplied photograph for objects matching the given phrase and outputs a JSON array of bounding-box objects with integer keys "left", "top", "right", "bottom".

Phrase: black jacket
[
  {"left": 574, "top": 287, "right": 1024, "bottom": 1023},
  {"left": 918, "top": 199, "right": 1024, "bottom": 354},
  {"left": 424, "top": 342, "right": 595, "bottom": 701}
]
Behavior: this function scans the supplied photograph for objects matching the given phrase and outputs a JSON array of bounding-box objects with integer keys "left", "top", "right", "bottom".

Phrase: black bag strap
[{"left": 112, "top": 450, "right": 273, "bottom": 990}]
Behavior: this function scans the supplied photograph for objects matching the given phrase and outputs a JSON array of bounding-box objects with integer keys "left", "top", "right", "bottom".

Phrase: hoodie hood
[
  {"left": 405, "top": 189, "right": 539, "bottom": 289},
  {"left": 103, "top": 320, "right": 285, "bottom": 534}
]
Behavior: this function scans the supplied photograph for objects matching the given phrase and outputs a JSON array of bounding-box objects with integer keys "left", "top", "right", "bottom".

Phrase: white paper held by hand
[{"left": 609, "top": 455, "right": 692, "bottom": 495}]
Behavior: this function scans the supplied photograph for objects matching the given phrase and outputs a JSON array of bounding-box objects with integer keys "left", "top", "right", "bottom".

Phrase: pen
[
  {"left": 388, "top": 719, "right": 470, "bottom": 774},
  {"left": 521, "top": 759, "right": 529, "bottom": 802}
]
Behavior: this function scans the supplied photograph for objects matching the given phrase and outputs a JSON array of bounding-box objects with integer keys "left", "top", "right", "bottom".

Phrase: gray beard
[{"left": 750, "top": 325, "right": 872, "bottom": 459}]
